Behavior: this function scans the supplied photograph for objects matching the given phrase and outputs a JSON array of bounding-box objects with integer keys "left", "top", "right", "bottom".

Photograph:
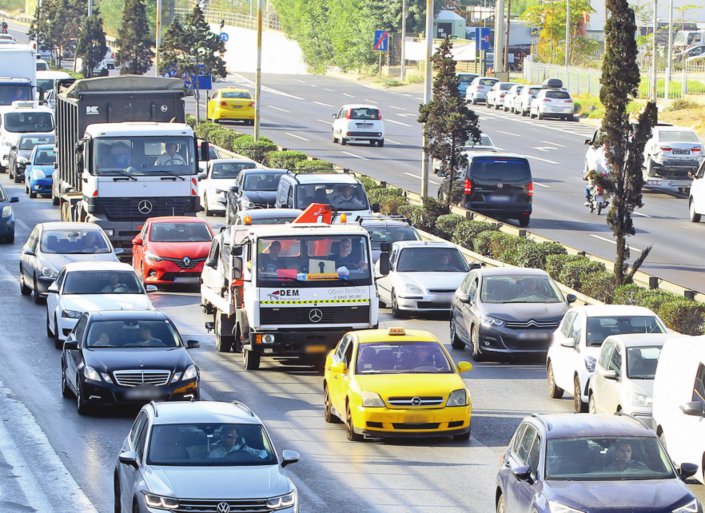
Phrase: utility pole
[
  {"left": 493, "top": 0, "right": 505, "bottom": 73},
  {"left": 565, "top": 0, "right": 570, "bottom": 91},
  {"left": 254, "top": 0, "right": 263, "bottom": 141},
  {"left": 88, "top": 0, "right": 92, "bottom": 16},
  {"left": 400, "top": 0, "right": 407, "bottom": 81},
  {"left": 155, "top": 0, "right": 162, "bottom": 77},
  {"left": 665, "top": 0, "right": 673, "bottom": 99},
  {"left": 504, "top": 0, "right": 511, "bottom": 73},
  {"left": 420, "top": 0, "right": 433, "bottom": 198},
  {"left": 651, "top": 0, "right": 658, "bottom": 99}
]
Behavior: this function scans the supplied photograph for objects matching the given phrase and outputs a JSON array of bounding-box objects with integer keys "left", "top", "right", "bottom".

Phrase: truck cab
[{"left": 0, "top": 100, "right": 54, "bottom": 171}]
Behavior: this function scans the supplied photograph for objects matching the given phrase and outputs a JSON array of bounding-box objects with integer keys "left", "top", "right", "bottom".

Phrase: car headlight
[
  {"left": 100, "top": 372, "right": 113, "bottom": 383},
  {"left": 181, "top": 364, "right": 198, "bottom": 381},
  {"left": 361, "top": 391, "right": 385, "bottom": 407},
  {"left": 548, "top": 502, "right": 585, "bottom": 513},
  {"left": 18, "top": 157, "right": 29, "bottom": 165},
  {"left": 629, "top": 392, "right": 653, "bottom": 407},
  {"left": 41, "top": 266, "right": 57, "bottom": 278},
  {"left": 31, "top": 168, "right": 46, "bottom": 179},
  {"left": 584, "top": 355, "right": 596, "bottom": 372},
  {"left": 673, "top": 499, "right": 699, "bottom": 513},
  {"left": 479, "top": 313, "right": 504, "bottom": 327},
  {"left": 446, "top": 389, "right": 468, "bottom": 407},
  {"left": 143, "top": 492, "right": 179, "bottom": 510},
  {"left": 61, "top": 309, "right": 82, "bottom": 319},
  {"left": 83, "top": 366, "right": 101, "bottom": 382},
  {"left": 145, "top": 252, "right": 163, "bottom": 263},
  {"left": 266, "top": 490, "right": 297, "bottom": 510},
  {"left": 403, "top": 283, "right": 423, "bottom": 295},
  {"left": 1, "top": 205, "right": 12, "bottom": 218}
]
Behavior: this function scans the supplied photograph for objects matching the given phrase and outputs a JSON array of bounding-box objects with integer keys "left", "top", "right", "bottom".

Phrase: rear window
[
  {"left": 457, "top": 74, "right": 477, "bottom": 83},
  {"left": 546, "top": 90, "right": 570, "bottom": 99},
  {"left": 222, "top": 91, "right": 251, "bottom": 99},
  {"left": 658, "top": 130, "right": 699, "bottom": 143},
  {"left": 349, "top": 108, "right": 380, "bottom": 120},
  {"left": 469, "top": 157, "right": 531, "bottom": 181},
  {"left": 499, "top": 83, "right": 513, "bottom": 90},
  {"left": 529, "top": 87, "right": 541, "bottom": 95},
  {"left": 479, "top": 78, "right": 498, "bottom": 86}
]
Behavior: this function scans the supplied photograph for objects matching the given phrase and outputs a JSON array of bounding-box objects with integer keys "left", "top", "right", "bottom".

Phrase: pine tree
[
  {"left": 49, "top": 0, "right": 85, "bottom": 67},
  {"left": 418, "top": 38, "right": 481, "bottom": 206},
  {"left": 599, "top": 0, "right": 657, "bottom": 285},
  {"left": 115, "top": 0, "right": 154, "bottom": 75},
  {"left": 76, "top": 10, "right": 108, "bottom": 78}
]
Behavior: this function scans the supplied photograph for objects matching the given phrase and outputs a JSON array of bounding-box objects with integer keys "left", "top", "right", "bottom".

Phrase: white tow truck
[{"left": 201, "top": 204, "right": 390, "bottom": 371}]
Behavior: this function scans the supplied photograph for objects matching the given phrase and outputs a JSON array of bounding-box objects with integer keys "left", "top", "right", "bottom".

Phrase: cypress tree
[
  {"left": 115, "top": 0, "right": 154, "bottom": 75},
  {"left": 76, "top": 10, "right": 108, "bottom": 78}
]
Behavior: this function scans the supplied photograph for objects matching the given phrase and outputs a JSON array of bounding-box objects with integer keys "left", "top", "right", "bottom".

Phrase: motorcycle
[
  {"left": 587, "top": 181, "right": 609, "bottom": 215},
  {"left": 1, "top": 21, "right": 8, "bottom": 34}
]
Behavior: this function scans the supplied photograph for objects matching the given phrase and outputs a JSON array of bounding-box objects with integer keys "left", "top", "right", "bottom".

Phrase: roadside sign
[
  {"left": 373, "top": 30, "right": 389, "bottom": 52},
  {"left": 475, "top": 27, "right": 491, "bottom": 52},
  {"left": 219, "top": 32, "right": 229, "bottom": 42},
  {"left": 184, "top": 74, "right": 213, "bottom": 91}
]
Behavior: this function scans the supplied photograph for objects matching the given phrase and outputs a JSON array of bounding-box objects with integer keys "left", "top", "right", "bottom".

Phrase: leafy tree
[
  {"left": 29, "top": 0, "right": 57, "bottom": 63},
  {"left": 76, "top": 10, "right": 108, "bottom": 77},
  {"left": 29, "top": 0, "right": 84, "bottom": 66},
  {"left": 598, "top": 0, "right": 658, "bottom": 285},
  {"left": 418, "top": 38, "right": 481, "bottom": 207},
  {"left": 115, "top": 0, "right": 154, "bottom": 75}
]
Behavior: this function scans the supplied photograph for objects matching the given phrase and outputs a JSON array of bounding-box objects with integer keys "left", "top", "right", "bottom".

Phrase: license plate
[
  {"left": 305, "top": 345, "right": 328, "bottom": 354},
  {"left": 491, "top": 195, "right": 511, "bottom": 202},
  {"left": 403, "top": 414, "right": 429, "bottom": 423},
  {"left": 174, "top": 276, "right": 200, "bottom": 284},
  {"left": 519, "top": 331, "right": 549, "bottom": 340},
  {"left": 672, "top": 149, "right": 690, "bottom": 155},
  {"left": 263, "top": 348, "right": 274, "bottom": 354},
  {"left": 230, "top": 105, "right": 243, "bottom": 109},
  {"left": 356, "top": 123, "right": 372, "bottom": 128},
  {"left": 125, "top": 386, "right": 161, "bottom": 400}
]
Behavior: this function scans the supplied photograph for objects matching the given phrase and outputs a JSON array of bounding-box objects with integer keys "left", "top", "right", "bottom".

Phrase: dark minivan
[{"left": 460, "top": 153, "right": 533, "bottom": 227}]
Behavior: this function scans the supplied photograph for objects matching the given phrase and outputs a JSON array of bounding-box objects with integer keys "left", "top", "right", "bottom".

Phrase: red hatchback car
[{"left": 132, "top": 217, "right": 214, "bottom": 286}]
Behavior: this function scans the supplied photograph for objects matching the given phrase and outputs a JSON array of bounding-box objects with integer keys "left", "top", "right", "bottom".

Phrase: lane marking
[
  {"left": 341, "top": 151, "right": 369, "bottom": 160},
  {"left": 533, "top": 146, "right": 557, "bottom": 152},
  {"left": 542, "top": 139, "right": 565, "bottom": 147},
  {"left": 590, "top": 234, "right": 642, "bottom": 252},
  {"left": 385, "top": 138, "right": 404, "bottom": 145},
  {"left": 342, "top": 92, "right": 354, "bottom": 98},
  {"left": 396, "top": 113, "right": 417, "bottom": 118},
  {"left": 285, "top": 132, "right": 310, "bottom": 142},
  {"left": 313, "top": 101, "right": 333, "bottom": 107},
  {"left": 269, "top": 105, "right": 290, "bottom": 113},
  {"left": 310, "top": 84, "right": 317, "bottom": 88},
  {"left": 363, "top": 98, "right": 378, "bottom": 104},
  {"left": 497, "top": 130, "right": 520, "bottom": 137},
  {"left": 633, "top": 211, "right": 651, "bottom": 218},
  {"left": 295, "top": 78, "right": 305, "bottom": 83},
  {"left": 324, "top": 88, "right": 335, "bottom": 92},
  {"left": 533, "top": 182, "right": 551, "bottom": 188},
  {"left": 525, "top": 155, "right": 559, "bottom": 165},
  {"left": 389, "top": 106, "right": 406, "bottom": 110},
  {"left": 316, "top": 118, "right": 332, "bottom": 126},
  {"left": 386, "top": 119, "right": 412, "bottom": 127},
  {"left": 404, "top": 171, "right": 441, "bottom": 185}
]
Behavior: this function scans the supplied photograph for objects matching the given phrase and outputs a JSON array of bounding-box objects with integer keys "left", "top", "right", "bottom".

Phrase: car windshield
[
  {"left": 356, "top": 342, "right": 453, "bottom": 374},
  {"left": 62, "top": 270, "right": 143, "bottom": 295},
  {"left": 499, "top": 82, "right": 514, "bottom": 90},
  {"left": 19, "top": 134, "right": 54, "bottom": 150},
  {"left": 546, "top": 436, "right": 674, "bottom": 481},
  {"left": 294, "top": 183, "right": 369, "bottom": 211},
  {"left": 211, "top": 162, "right": 256, "bottom": 179},
  {"left": 546, "top": 90, "right": 570, "bottom": 99},
  {"left": 222, "top": 91, "right": 251, "bottom": 99},
  {"left": 256, "top": 235, "right": 372, "bottom": 286},
  {"left": 586, "top": 316, "right": 666, "bottom": 346},
  {"left": 396, "top": 247, "right": 468, "bottom": 272},
  {"left": 147, "top": 423, "right": 277, "bottom": 466},
  {"left": 349, "top": 107, "right": 380, "bottom": 120},
  {"left": 41, "top": 229, "right": 112, "bottom": 254},
  {"left": 4, "top": 112, "right": 54, "bottom": 132},
  {"left": 85, "top": 319, "right": 180, "bottom": 348},
  {"left": 470, "top": 157, "right": 531, "bottom": 182},
  {"left": 33, "top": 147, "right": 55, "bottom": 165},
  {"left": 0, "top": 85, "right": 32, "bottom": 105},
  {"left": 529, "top": 87, "right": 541, "bottom": 95},
  {"left": 478, "top": 78, "right": 498, "bottom": 86},
  {"left": 243, "top": 172, "right": 282, "bottom": 191},
  {"left": 36, "top": 78, "right": 53, "bottom": 93},
  {"left": 367, "top": 225, "right": 419, "bottom": 249},
  {"left": 658, "top": 130, "right": 699, "bottom": 143},
  {"left": 480, "top": 275, "right": 563, "bottom": 303},
  {"left": 464, "top": 135, "right": 493, "bottom": 147},
  {"left": 149, "top": 222, "right": 212, "bottom": 242},
  {"left": 627, "top": 346, "right": 662, "bottom": 379},
  {"left": 94, "top": 136, "right": 196, "bottom": 175}
]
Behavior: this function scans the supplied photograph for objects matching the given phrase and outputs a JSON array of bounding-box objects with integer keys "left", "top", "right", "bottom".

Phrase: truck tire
[
  {"left": 242, "top": 348, "right": 260, "bottom": 370},
  {"left": 214, "top": 313, "right": 233, "bottom": 353}
]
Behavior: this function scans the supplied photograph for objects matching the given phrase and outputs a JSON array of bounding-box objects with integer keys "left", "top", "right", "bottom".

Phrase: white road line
[
  {"left": 342, "top": 92, "right": 354, "bottom": 97},
  {"left": 324, "top": 88, "right": 335, "bottom": 92},
  {"left": 313, "top": 101, "right": 333, "bottom": 107},
  {"left": 590, "top": 234, "right": 642, "bottom": 252},
  {"left": 295, "top": 78, "right": 305, "bottom": 83},
  {"left": 633, "top": 211, "right": 651, "bottom": 218},
  {"left": 386, "top": 119, "right": 412, "bottom": 127},
  {"left": 525, "top": 155, "right": 559, "bottom": 165},
  {"left": 533, "top": 146, "right": 557, "bottom": 152},
  {"left": 389, "top": 105, "right": 406, "bottom": 110},
  {"left": 316, "top": 118, "right": 332, "bottom": 125},
  {"left": 416, "top": 97, "right": 423, "bottom": 101},
  {"left": 404, "top": 171, "right": 440, "bottom": 185},
  {"left": 497, "top": 130, "right": 520, "bottom": 137},
  {"left": 542, "top": 139, "right": 565, "bottom": 147},
  {"left": 385, "top": 138, "right": 404, "bottom": 145},
  {"left": 396, "top": 113, "right": 417, "bottom": 118},
  {"left": 341, "top": 151, "right": 369, "bottom": 160},
  {"left": 363, "top": 98, "right": 378, "bottom": 104},
  {"left": 310, "top": 84, "right": 317, "bottom": 88},
  {"left": 269, "top": 105, "right": 290, "bottom": 113},
  {"left": 533, "top": 182, "right": 551, "bottom": 188},
  {"left": 285, "top": 132, "right": 310, "bottom": 142}
]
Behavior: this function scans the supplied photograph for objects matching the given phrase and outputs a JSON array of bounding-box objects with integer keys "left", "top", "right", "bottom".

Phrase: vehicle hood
[
  {"left": 27, "top": 164, "right": 54, "bottom": 176},
  {"left": 395, "top": 272, "right": 466, "bottom": 291},
  {"left": 545, "top": 478, "right": 692, "bottom": 511},
  {"left": 144, "top": 464, "right": 291, "bottom": 499},
  {"left": 17, "top": 149, "right": 32, "bottom": 161},
  {"left": 84, "top": 347, "right": 192, "bottom": 372},
  {"left": 41, "top": 252, "right": 117, "bottom": 272},
  {"left": 481, "top": 302, "right": 568, "bottom": 321},
  {"left": 355, "top": 373, "right": 466, "bottom": 398},
  {"left": 242, "top": 191, "right": 277, "bottom": 206},
  {"left": 623, "top": 379, "right": 654, "bottom": 399},
  {"left": 208, "top": 179, "right": 238, "bottom": 192},
  {"left": 61, "top": 294, "right": 153, "bottom": 312},
  {"left": 147, "top": 241, "right": 210, "bottom": 259}
]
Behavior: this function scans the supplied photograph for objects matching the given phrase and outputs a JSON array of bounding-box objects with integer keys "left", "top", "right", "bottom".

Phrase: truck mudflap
[{"left": 244, "top": 329, "right": 354, "bottom": 357}]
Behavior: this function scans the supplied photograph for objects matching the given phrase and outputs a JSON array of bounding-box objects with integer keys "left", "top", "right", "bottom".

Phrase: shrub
[
  {"left": 397, "top": 204, "right": 417, "bottom": 218},
  {"left": 657, "top": 299, "right": 705, "bottom": 335},
  {"left": 612, "top": 284, "right": 643, "bottom": 305},
  {"left": 558, "top": 258, "right": 606, "bottom": 291},
  {"left": 545, "top": 254, "right": 585, "bottom": 280},
  {"left": 231, "top": 136, "right": 277, "bottom": 163},
  {"left": 580, "top": 271, "right": 616, "bottom": 303},
  {"left": 450, "top": 220, "right": 501, "bottom": 250},
  {"left": 194, "top": 122, "right": 220, "bottom": 141},
  {"left": 266, "top": 150, "right": 308, "bottom": 169},
  {"left": 421, "top": 197, "right": 450, "bottom": 220},
  {"left": 406, "top": 205, "right": 435, "bottom": 233},
  {"left": 185, "top": 115, "right": 197, "bottom": 128},
  {"left": 293, "top": 159, "right": 336, "bottom": 173},
  {"left": 474, "top": 230, "right": 504, "bottom": 257},
  {"left": 613, "top": 285, "right": 674, "bottom": 311},
  {"left": 211, "top": 129, "right": 243, "bottom": 151},
  {"left": 359, "top": 175, "right": 383, "bottom": 191},
  {"left": 368, "top": 188, "right": 409, "bottom": 215},
  {"left": 435, "top": 214, "right": 465, "bottom": 240},
  {"left": 512, "top": 241, "right": 567, "bottom": 270},
  {"left": 495, "top": 237, "right": 535, "bottom": 266}
]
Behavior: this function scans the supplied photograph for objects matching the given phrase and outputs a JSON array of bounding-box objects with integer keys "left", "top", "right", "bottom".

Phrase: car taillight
[
  {"left": 528, "top": 182, "right": 534, "bottom": 196},
  {"left": 345, "top": 110, "right": 351, "bottom": 119},
  {"left": 377, "top": 111, "right": 382, "bottom": 120},
  {"left": 543, "top": 98, "right": 551, "bottom": 102},
  {"left": 692, "top": 147, "right": 701, "bottom": 152},
  {"left": 660, "top": 146, "right": 672, "bottom": 152},
  {"left": 220, "top": 101, "right": 228, "bottom": 107},
  {"left": 464, "top": 179, "right": 473, "bottom": 194},
  {"left": 248, "top": 102, "right": 255, "bottom": 107},
  {"left": 596, "top": 186, "right": 603, "bottom": 193},
  {"left": 565, "top": 99, "right": 573, "bottom": 103}
]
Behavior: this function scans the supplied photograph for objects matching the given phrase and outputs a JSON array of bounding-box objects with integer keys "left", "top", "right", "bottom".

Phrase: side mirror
[
  {"left": 680, "top": 401, "right": 705, "bottom": 417},
  {"left": 200, "top": 140, "right": 210, "bottom": 162},
  {"left": 229, "top": 185, "right": 239, "bottom": 193},
  {"left": 63, "top": 339, "right": 78, "bottom": 350},
  {"left": 186, "top": 339, "right": 200, "bottom": 349},
  {"left": 230, "top": 245, "right": 243, "bottom": 256},
  {"left": 566, "top": 293, "right": 577, "bottom": 304},
  {"left": 379, "top": 241, "right": 392, "bottom": 252},
  {"left": 457, "top": 293, "right": 471, "bottom": 304},
  {"left": 378, "top": 252, "right": 390, "bottom": 276},
  {"left": 371, "top": 202, "right": 380, "bottom": 213},
  {"left": 560, "top": 337, "right": 576, "bottom": 348},
  {"left": 469, "top": 263, "right": 482, "bottom": 270},
  {"left": 457, "top": 361, "right": 473, "bottom": 373},
  {"left": 23, "top": 247, "right": 35, "bottom": 256},
  {"left": 145, "top": 285, "right": 158, "bottom": 293},
  {"left": 75, "top": 153, "right": 83, "bottom": 172},
  {"left": 331, "top": 113, "right": 337, "bottom": 118},
  {"left": 118, "top": 451, "right": 139, "bottom": 468},
  {"left": 197, "top": 172, "right": 206, "bottom": 181},
  {"left": 47, "top": 282, "right": 59, "bottom": 294},
  {"left": 10, "top": 145, "right": 16, "bottom": 151},
  {"left": 75, "top": 141, "right": 84, "bottom": 154},
  {"left": 584, "top": 138, "right": 591, "bottom": 145},
  {"left": 132, "top": 236, "right": 143, "bottom": 246},
  {"left": 114, "top": 247, "right": 125, "bottom": 255},
  {"left": 10, "top": 196, "right": 19, "bottom": 203},
  {"left": 281, "top": 449, "right": 300, "bottom": 468},
  {"left": 511, "top": 464, "right": 532, "bottom": 481},
  {"left": 330, "top": 360, "right": 347, "bottom": 374},
  {"left": 678, "top": 462, "right": 699, "bottom": 481},
  {"left": 204, "top": 321, "right": 215, "bottom": 332},
  {"left": 232, "top": 256, "right": 243, "bottom": 280},
  {"left": 602, "top": 369, "right": 618, "bottom": 380}
]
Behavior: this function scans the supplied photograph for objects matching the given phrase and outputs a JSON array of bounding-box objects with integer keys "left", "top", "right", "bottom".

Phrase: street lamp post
[
  {"left": 665, "top": 0, "right": 673, "bottom": 99},
  {"left": 254, "top": 0, "right": 263, "bottom": 141},
  {"left": 565, "top": 0, "right": 570, "bottom": 90},
  {"left": 155, "top": 0, "right": 162, "bottom": 77},
  {"left": 400, "top": 0, "right": 407, "bottom": 81},
  {"left": 651, "top": 0, "right": 658, "bottom": 99},
  {"left": 420, "top": 0, "right": 433, "bottom": 198}
]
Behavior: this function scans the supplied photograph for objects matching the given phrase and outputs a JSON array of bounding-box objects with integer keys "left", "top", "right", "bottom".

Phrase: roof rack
[
  {"left": 231, "top": 400, "right": 255, "bottom": 417},
  {"left": 355, "top": 214, "right": 412, "bottom": 225}
]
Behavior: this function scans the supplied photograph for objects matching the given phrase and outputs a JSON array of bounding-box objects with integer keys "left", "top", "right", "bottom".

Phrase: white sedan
[
  {"left": 375, "top": 241, "right": 473, "bottom": 318},
  {"left": 46, "top": 261, "right": 156, "bottom": 348},
  {"left": 198, "top": 157, "right": 258, "bottom": 216}
]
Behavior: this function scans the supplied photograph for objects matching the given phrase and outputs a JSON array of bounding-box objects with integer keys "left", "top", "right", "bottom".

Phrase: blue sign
[
  {"left": 373, "top": 30, "right": 389, "bottom": 52},
  {"left": 475, "top": 27, "right": 491, "bottom": 52},
  {"left": 184, "top": 74, "right": 213, "bottom": 91},
  {"left": 219, "top": 32, "right": 229, "bottom": 42}
]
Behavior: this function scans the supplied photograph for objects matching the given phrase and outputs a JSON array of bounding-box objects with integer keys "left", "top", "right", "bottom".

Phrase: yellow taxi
[
  {"left": 323, "top": 327, "right": 473, "bottom": 441},
  {"left": 207, "top": 88, "right": 255, "bottom": 125}
]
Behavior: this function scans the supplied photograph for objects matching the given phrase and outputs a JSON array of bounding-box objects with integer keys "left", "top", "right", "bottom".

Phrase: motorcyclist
[{"left": 1, "top": 21, "right": 8, "bottom": 34}]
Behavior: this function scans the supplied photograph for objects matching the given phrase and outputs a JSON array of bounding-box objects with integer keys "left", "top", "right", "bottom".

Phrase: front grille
[
  {"left": 427, "top": 289, "right": 456, "bottom": 293},
  {"left": 392, "top": 423, "right": 440, "bottom": 430},
  {"left": 174, "top": 498, "right": 270, "bottom": 513},
  {"left": 260, "top": 306, "right": 369, "bottom": 325},
  {"left": 96, "top": 197, "right": 195, "bottom": 221},
  {"left": 160, "top": 256, "right": 207, "bottom": 269},
  {"left": 504, "top": 319, "right": 560, "bottom": 330},
  {"left": 387, "top": 396, "right": 444, "bottom": 407},
  {"left": 113, "top": 370, "right": 171, "bottom": 387},
  {"left": 416, "top": 301, "right": 451, "bottom": 309}
]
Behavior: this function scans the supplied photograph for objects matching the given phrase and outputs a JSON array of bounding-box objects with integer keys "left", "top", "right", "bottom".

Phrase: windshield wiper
[
  {"left": 157, "top": 169, "right": 186, "bottom": 181},
  {"left": 106, "top": 170, "right": 138, "bottom": 181}
]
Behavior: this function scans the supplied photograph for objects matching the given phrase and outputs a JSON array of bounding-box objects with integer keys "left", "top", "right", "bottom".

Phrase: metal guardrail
[{"left": 173, "top": 8, "right": 282, "bottom": 32}]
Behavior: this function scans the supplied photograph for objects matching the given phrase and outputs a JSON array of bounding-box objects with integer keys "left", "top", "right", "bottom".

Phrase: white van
[
  {"left": 36, "top": 70, "right": 71, "bottom": 99},
  {"left": 0, "top": 101, "right": 54, "bottom": 171},
  {"left": 652, "top": 336, "right": 705, "bottom": 483}
]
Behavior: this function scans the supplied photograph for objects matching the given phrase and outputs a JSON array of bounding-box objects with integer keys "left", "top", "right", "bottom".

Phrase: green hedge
[
  {"left": 368, "top": 187, "right": 408, "bottom": 215},
  {"left": 581, "top": 271, "right": 616, "bottom": 304},
  {"left": 658, "top": 299, "right": 705, "bottom": 335},
  {"left": 292, "top": 159, "right": 337, "bottom": 173},
  {"left": 266, "top": 150, "right": 308, "bottom": 169},
  {"left": 229, "top": 135, "right": 277, "bottom": 162},
  {"left": 435, "top": 214, "right": 465, "bottom": 240},
  {"left": 211, "top": 130, "right": 244, "bottom": 151},
  {"left": 359, "top": 176, "right": 384, "bottom": 191},
  {"left": 558, "top": 259, "right": 606, "bottom": 291}
]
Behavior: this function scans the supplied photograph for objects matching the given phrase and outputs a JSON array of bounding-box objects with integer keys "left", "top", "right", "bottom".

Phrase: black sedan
[
  {"left": 7, "top": 133, "right": 55, "bottom": 183},
  {"left": 60, "top": 310, "right": 200, "bottom": 414},
  {"left": 450, "top": 267, "right": 575, "bottom": 361},
  {"left": 225, "top": 168, "right": 288, "bottom": 223}
]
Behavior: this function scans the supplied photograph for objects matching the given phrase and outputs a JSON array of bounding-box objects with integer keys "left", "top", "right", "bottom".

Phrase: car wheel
[
  {"left": 242, "top": 348, "right": 260, "bottom": 370},
  {"left": 391, "top": 289, "right": 405, "bottom": 319},
  {"left": 54, "top": 314, "right": 62, "bottom": 349},
  {"left": 203, "top": 196, "right": 211, "bottom": 217},
  {"left": 472, "top": 98, "right": 477, "bottom": 105},
  {"left": 332, "top": 132, "right": 337, "bottom": 143},
  {"left": 76, "top": 375, "right": 90, "bottom": 415},
  {"left": 113, "top": 474, "right": 121, "bottom": 513},
  {"left": 8, "top": 166, "right": 13, "bottom": 180},
  {"left": 214, "top": 314, "right": 233, "bottom": 353},
  {"left": 470, "top": 325, "right": 485, "bottom": 362},
  {"left": 13, "top": 172, "right": 21, "bottom": 183},
  {"left": 378, "top": 139, "right": 384, "bottom": 147},
  {"left": 324, "top": 385, "right": 341, "bottom": 424},
  {"left": 538, "top": 112, "right": 544, "bottom": 120},
  {"left": 690, "top": 199, "right": 701, "bottom": 223},
  {"left": 496, "top": 494, "right": 505, "bottom": 513},
  {"left": 46, "top": 309, "right": 52, "bottom": 338},
  {"left": 450, "top": 318, "right": 465, "bottom": 350},
  {"left": 518, "top": 214, "right": 530, "bottom": 227},
  {"left": 19, "top": 268, "right": 30, "bottom": 296},
  {"left": 574, "top": 375, "right": 587, "bottom": 413},
  {"left": 486, "top": 101, "right": 492, "bottom": 109},
  {"left": 521, "top": 109, "right": 528, "bottom": 117},
  {"left": 547, "top": 361, "right": 563, "bottom": 398},
  {"left": 29, "top": 187, "right": 37, "bottom": 198},
  {"left": 32, "top": 275, "right": 42, "bottom": 304},
  {"left": 588, "top": 392, "right": 597, "bottom": 414},
  {"left": 341, "top": 138, "right": 347, "bottom": 146},
  {"left": 346, "top": 402, "right": 362, "bottom": 441},
  {"left": 61, "top": 364, "right": 73, "bottom": 398}
]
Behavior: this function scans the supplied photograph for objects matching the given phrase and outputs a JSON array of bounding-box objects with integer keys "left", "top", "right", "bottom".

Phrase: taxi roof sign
[{"left": 387, "top": 327, "right": 406, "bottom": 336}]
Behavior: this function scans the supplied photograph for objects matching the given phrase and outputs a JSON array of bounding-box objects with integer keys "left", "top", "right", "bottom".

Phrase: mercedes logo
[
  {"left": 308, "top": 308, "right": 323, "bottom": 323},
  {"left": 182, "top": 256, "right": 191, "bottom": 267},
  {"left": 497, "top": 183, "right": 504, "bottom": 189},
  {"left": 411, "top": 397, "right": 422, "bottom": 406},
  {"left": 137, "top": 200, "right": 153, "bottom": 214},
  {"left": 216, "top": 503, "right": 231, "bottom": 513}
]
